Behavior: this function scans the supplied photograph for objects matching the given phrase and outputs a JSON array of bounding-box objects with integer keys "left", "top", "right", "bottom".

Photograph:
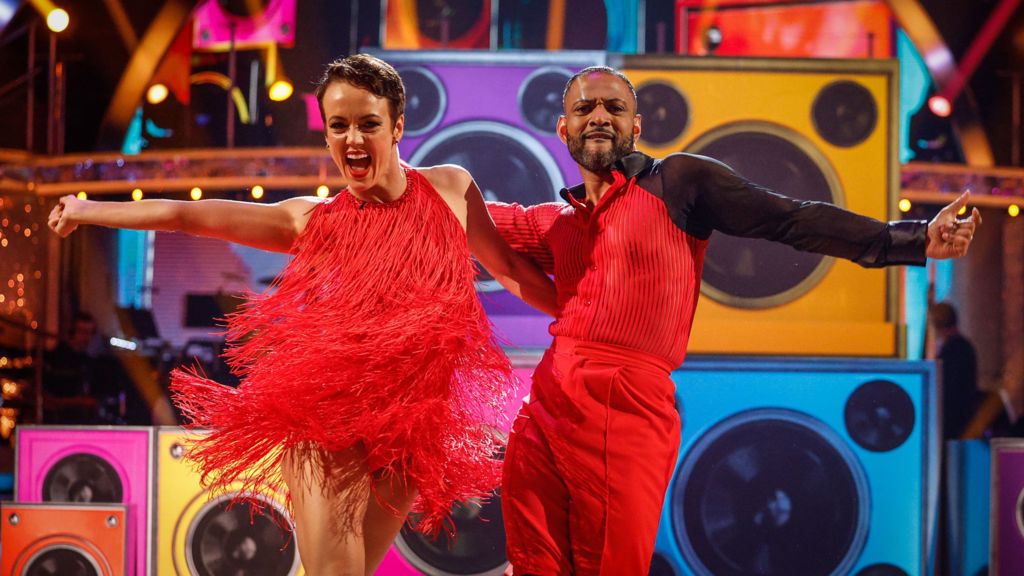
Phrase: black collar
[
  {"left": 615, "top": 151, "right": 656, "bottom": 179},
  {"left": 559, "top": 152, "right": 655, "bottom": 202}
]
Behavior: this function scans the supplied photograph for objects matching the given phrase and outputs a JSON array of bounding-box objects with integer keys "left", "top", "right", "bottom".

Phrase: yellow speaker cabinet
[
  {"left": 621, "top": 55, "right": 901, "bottom": 356},
  {"left": 153, "top": 427, "right": 304, "bottom": 575}
]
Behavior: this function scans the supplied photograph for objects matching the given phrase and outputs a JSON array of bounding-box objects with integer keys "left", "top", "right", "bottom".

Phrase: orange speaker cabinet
[
  {"left": 1, "top": 502, "right": 126, "bottom": 576},
  {"left": 621, "top": 55, "right": 901, "bottom": 357},
  {"left": 153, "top": 427, "right": 304, "bottom": 575}
]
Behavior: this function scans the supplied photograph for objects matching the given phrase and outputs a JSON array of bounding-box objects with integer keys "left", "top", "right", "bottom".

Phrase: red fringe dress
[{"left": 170, "top": 167, "right": 516, "bottom": 534}]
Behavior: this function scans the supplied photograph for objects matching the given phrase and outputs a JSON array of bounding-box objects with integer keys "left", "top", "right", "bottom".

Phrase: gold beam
[{"left": 96, "top": 0, "right": 196, "bottom": 150}]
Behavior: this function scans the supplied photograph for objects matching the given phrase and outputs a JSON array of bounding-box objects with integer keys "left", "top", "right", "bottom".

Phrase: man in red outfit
[{"left": 487, "top": 67, "right": 981, "bottom": 575}]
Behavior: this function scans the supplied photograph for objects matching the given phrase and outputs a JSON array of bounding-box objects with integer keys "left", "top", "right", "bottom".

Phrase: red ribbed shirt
[
  {"left": 489, "top": 171, "right": 707, "bottom": 367},
  {"left": 488, "top": 152, "right": 926, "bottom": 368}
]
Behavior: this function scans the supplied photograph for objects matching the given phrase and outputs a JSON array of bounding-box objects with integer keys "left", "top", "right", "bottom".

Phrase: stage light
[
  {"left": 190, "top": 187, "right": 202, "bottom": 200},
  {"left": 928, "top": 95, "right": 951, "bottom": 118},
  {"left": 704, "top": 24, "right": 723, "bottom": 55},
  {"left": 109, "top": 337, "right": 137, "bottom": 351},
  {"left": 46, "top": 7, "right": 68, "bottom": 33},
  {"left": 265, "top": 43, "right": 293, "bottom": 102},
  {"left": 131, "top": 188, "right": 143, "bottom": 201},
  {"left": 1010, "top": 204, "right": 1020, "bottom": 217},
  {"left": 147, "top": 84, "right": 169, "bottom": 105},
  {"left": 898, "top": 198, "right": 912, "bottom": 213},
  {"left": 269, "top": 79, "right": 293, "bottom": 102},
  {"left": 316, "top": 185, "right": 330, "bottom": 198},
  {"left": 76, "top": 191, "right": 87, "bottom": 200},
  {"left": 251, "top": 185, "right": 265, "bottom": 200}
]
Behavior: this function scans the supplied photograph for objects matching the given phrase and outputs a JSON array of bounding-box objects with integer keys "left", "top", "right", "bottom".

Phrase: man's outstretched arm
[{"left": 660, "top": 153, "right": 980, "bottom": 266}]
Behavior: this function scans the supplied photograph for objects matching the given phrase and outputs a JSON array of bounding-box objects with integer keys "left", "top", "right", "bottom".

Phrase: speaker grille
[
  {"left": 672, "top": 409, "right": 868, "bottom": 576},
  {"left": 400, "top": 67, "right": 446, "bottom": 136},
  {"left": 24, "top": 545, "right": 102, "bottom": 576},
  {"left": 519, "top": 68, "right": 572, "bottom": 135},
  {"left": 42, "top": 453, "right": 124, "bottom": 504},
  {"left": 416, "top": 0, "right": 486, "bottom": 43},
  {"left": 844, "top": 380, "right": 915, "bottom": 453},
  {"left": 688, "top": 124, "right": 839, "bottom": 308},
  {"left": 812, "top": 80, "right": 878, "bottom": 148},
  {"left": 397, "top": 494, "right": 507, "bottom": 575},
  {"left": 186, "top": 497, "right": 298, "bottom": 576},
  {"left": 637, "top": 82, "right": 688, "bottom": 146}
]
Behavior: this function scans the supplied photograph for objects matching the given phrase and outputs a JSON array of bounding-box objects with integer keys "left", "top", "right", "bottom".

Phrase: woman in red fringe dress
[{"left": 48, "top": 54, "right": 557, "bottom": 575}]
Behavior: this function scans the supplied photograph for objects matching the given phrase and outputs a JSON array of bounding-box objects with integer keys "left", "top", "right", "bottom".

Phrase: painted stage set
[
  {"left": 2, "top": 0, "right": 1022, "bottom": 573},
  {"left": 3, "top": 51, "right": 1013, "bottom": 576},
  {"left": 3, "top": 359, "right": 988, "bottom": 576}
]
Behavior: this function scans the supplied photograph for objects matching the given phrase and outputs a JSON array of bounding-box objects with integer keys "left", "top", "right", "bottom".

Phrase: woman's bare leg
[
  {"left": 362, "top": 466, "right": 418, "bottom": 574},
  {"left": 281, "top": 444, "right": 372, "bottom": 576}
]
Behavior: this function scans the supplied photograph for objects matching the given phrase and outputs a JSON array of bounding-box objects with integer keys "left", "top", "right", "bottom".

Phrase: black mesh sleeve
[{"left": 653, "top": 153, "right": 926, "bottom": 268}]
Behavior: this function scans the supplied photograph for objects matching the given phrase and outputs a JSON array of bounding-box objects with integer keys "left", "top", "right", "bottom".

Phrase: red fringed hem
[{"left": 170, "top": 168, "right": 515, "bottom": 535}]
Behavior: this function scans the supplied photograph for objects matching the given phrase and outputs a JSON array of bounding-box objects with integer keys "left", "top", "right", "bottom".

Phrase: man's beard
[{"left": 567, "top": 130, "right": 635, "bottom": 173}]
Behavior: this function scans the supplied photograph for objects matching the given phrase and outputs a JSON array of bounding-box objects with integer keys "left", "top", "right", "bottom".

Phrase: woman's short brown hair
[{"left": 314, "top": 54, "right": 405, "bottom": 125}]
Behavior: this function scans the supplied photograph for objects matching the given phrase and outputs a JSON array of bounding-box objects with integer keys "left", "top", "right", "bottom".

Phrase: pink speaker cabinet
[{"left": 15, "top": 425, "right": 153, "bottom": 576}]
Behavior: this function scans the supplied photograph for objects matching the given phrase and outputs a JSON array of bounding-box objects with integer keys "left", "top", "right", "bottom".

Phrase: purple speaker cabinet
[
  {"left": 991, "top": 438, "right": 1024, "bottom": 575},
  {"left": 367, "top": 49, "right": 606, "bottom": 349},
  {"left": 15, "top": 425, "right": 154, "bottom": 576}
]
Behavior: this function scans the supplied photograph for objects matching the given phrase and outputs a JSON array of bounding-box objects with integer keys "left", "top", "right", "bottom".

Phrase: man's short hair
[
  {"left": 562, "top": 66, "right": 638, "bottom": 111},
  {"left": 314, "top": 54, "right": 406, "bottom": 125},
  {"left": 930, "top": 301, "right": 959, "bottom": 330}
]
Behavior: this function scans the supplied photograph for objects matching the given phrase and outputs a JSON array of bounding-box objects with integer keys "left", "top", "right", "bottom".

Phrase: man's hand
[
  {"left": 926, "top": 191, "right": 982, "bottom": 259},
  {"left": 47, "top": 195, "right": 85, "bottom": 237}
]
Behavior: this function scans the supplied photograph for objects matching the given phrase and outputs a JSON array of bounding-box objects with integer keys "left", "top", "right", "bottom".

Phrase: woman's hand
[{"left": 48, "top": 195, "right": 86, "bottom": 237}]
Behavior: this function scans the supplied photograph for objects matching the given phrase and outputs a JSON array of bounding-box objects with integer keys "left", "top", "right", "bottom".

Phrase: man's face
[
  {"left": 558, "top": 72, "right": 641, "bottom": 173},
  {"left": 69, "top": 320, "right": 96, "bottom": 352}
]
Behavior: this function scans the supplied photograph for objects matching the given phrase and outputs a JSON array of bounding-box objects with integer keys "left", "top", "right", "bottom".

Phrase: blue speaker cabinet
[{"left": 650, "top": 358, "right": 938, "bottom": 576}]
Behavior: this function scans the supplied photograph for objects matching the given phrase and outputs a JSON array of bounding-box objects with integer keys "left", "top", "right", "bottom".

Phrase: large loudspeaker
[
  {"left": 650, "top": 358, "right": 938, "bottom": 576},
  {"left": 377, "top": 364, "right": 537, "bottom": 575},
  {"left": 154, "top": 427, "right": 303, "bottom": 575},
  {"left": 15, "top": 426, "right": 153, "bottom": 576},
  {"left": 620, "top": 56, "right": 899, "bottom": 356},
  {"left": 384, "top": 0, "right": 492, "bottom": 49},
  {"left": 193, "top": 0, "right": 298, "bottom": 50},
  {"left": 946, "top": 440, "right": 990, "bottom": 576},
  {"left": 674, "top": 0, "right": 893, "bottom": 58},
  {"left": 990, "top": 438, "right": 1024, "bottom": 575},
  {"left": 369, "top": 50, "right": 605, "bottom": 348},
  {"left": 1, "top": 502, "right": 127, "bottom": 576}
]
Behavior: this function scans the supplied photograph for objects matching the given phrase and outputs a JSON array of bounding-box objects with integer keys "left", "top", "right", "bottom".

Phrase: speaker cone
[
  {"left": 688, "top": 123, "right": 840, "bottom": 308},
  {"left": 400, "top": 67, "right": 446, "bottom": 136},
  {"left": 24, "top": 545, "right": 102, "bottom": 576},
  {"left": 416, "top": 0, "right": 486, "bottom": 44},
  {"left": 186, "top": 497, "right": 298, "bottom": 576},
  {"left": 812, "top": 80, "right": 878, "bottom": 148},
  {"left": 42, "top": 453, "right": 124, "bottom": 504},
  {"left": 637, "top": 82, "right": 689, "bottom": 146},
  {"left": 397, "top": 494, "right": 507, "bottom": 575},
  {"left": 410, "top": 121, "right": 564, "bottom": 292},
  {"left": 519, "top": 67, "right": 572, "bottom": 135},
  {"left": 844, "top": 380, "right": 915, "bottom": 453},
  {"left": 673, "top": 409, "right": 868, "bottom": 576}
]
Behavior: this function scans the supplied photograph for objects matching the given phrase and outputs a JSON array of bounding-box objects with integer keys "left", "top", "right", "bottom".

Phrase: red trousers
[{"left": 502, "top": 338, "right": 681, "bottom": 575}]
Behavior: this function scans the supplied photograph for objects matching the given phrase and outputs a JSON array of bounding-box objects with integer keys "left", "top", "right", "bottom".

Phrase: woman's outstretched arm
[{"left": 48, "top": 194, "right": 324, "bottom": 253}]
